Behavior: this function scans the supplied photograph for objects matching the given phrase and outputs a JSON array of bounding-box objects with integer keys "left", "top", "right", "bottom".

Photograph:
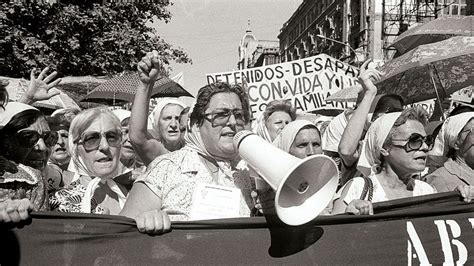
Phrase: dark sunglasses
[
  {"left": 203, "top": 108, "right": 246, "bottom": 127},
  {"left": 391, "top": 133, "right": 434, "bottom": 152},
  {"left": 76, "top": 130, "right": 122, "bottom": 151},
  {"left": 16, "top": 130, "right": 58, "bottom": 148}
]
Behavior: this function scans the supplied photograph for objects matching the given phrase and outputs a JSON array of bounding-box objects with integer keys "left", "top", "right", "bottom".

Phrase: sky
[{"left": 153, "top": 0, "right": 302, "bottom": 97}]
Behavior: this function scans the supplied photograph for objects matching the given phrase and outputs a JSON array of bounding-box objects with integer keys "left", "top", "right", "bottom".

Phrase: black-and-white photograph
[{"left": 1, "top": 0, "right": 473, "bottom": 264}]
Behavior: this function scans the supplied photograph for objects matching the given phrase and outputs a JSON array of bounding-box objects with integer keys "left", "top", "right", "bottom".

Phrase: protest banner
[
  {"left": 2, "top": 192, "right": 474, "bottom": 265},
  {"left": 206, "top": 54, "right": 359, "bottom": 117}
]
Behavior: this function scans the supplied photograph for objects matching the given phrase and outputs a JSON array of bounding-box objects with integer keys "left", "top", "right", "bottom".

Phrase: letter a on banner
[{"left": 407, "top": 221, "right": 431, "bottom": 265}]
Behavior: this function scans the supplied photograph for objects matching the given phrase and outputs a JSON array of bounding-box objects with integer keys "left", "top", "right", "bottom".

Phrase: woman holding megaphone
[{"left": 121, "top": 55, "right": 255, "bottom": 235}]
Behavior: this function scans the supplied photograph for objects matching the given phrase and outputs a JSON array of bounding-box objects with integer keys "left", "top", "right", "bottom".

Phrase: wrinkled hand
[
  {"left": 358, "top": 59, "right": 383, "bottom": 96},
  {"left": 252, "top": 188, "right": 276, "bottom": 215},
  {"left": 345, "top": 199, "right": 373, "bottom": 215},
  {"left": 0, "top": 199, "right": 34, "bottom": 223},
  {"left": 137, "top": 50, "right": 162, "bottom": 85},
  {"left": 135, "top": 209, "right": 171, "bottom": 235},
  {"left": 456, "top": 185, "right": 474, "bottom": 203},
  {"left": 0, "top": 155, "right": 18, "bottom": 176},
  {"left": 20, "top": 67, "right": 61, "bottom": 105}
]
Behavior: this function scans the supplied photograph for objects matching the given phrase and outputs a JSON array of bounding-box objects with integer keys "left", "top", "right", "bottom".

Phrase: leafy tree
[{"left": 0, "top": 1, "right": 191, "bottom": 78}]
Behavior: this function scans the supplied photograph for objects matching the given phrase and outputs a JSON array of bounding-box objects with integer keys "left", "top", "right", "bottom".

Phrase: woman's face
[
  {"left": 289, "top": 127, "right": 322, "bottom": 159},
  {"left": 266, "top": 111, "right": 292, "bottom": 141},
  {"left": 120, "top": 125, "right": 135, "bottom": 161},
  {"left": 200, "top": 92, "right": 245, "bottom": 160},
  {"left": 77, "top": 115, "right": 121, "bottom": 178},
  {"left": 385, "top": 120, "right": 429, "bottom": 175},
  {"left": 50, "top": 129, "right": 70, "bottom": 165},
  {"left": 7, "top": 116, "right": 52, "bottom": 170},
  {"left": 457, "top": 118, "right": 474, "bottom": 168},
  {"left": 158, "top": 104, "right": 184, "bottom": 144}
]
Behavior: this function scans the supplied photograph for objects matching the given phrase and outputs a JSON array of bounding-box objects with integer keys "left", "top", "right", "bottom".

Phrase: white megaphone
[{"left": 234, "top": 130, "right": 339, "bottom": 226}]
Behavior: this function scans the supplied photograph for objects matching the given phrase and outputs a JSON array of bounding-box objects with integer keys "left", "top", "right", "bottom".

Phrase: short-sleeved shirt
[
  {"left": 322, "top": 112, "right": 349, "bottom": 153},
  {"left": 337, "top": 175, "right": 437, "bottom": 204},
  {"left": 424, "top": 158, "right": 474, "bottom": 192},
  {"left": 137, "top": 147, "right": 255, "bottom": 221}
]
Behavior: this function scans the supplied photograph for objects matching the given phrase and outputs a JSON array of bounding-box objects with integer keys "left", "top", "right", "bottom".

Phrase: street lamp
[{"left": 316, "top": 34, "right": 361, "bottom": 64}]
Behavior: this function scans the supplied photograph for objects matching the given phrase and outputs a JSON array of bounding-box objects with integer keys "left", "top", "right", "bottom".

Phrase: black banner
[{"left": 1, "top": 192, "right": 474, "bottom": 265}]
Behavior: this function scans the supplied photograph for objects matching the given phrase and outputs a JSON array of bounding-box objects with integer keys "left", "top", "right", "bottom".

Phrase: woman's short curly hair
[
  {"left": 383, "top": 106, "right": 429, "bottom": 149},
  {"left": 263, "top": 100, "right": 296, "bottom": 122},
  {"left": 189, "top": 82, "right": 250, "bottom": 127}
]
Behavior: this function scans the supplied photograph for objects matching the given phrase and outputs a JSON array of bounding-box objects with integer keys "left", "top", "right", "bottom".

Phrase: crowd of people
[{"left": 0, "top": 50, "right": 473, "bottom": 235}]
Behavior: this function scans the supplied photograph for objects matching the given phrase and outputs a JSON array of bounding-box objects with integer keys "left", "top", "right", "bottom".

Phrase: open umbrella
[
  {"left": 325, "top": 84, "right": 361, "bottom": 103},
  {"left": 391, "top": 16, "right": 473, "bottom": 57},
  {"left": 82, "top": 73, "right": 193, "bottom": 105},
  {"left": 376, "top": 36, "right": 474, "bottom": 106}
]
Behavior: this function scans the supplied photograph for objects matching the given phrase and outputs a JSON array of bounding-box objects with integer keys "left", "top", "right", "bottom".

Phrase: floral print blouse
[
  {"left": 0, "top": 164, "right": 49, "bottom": 211},
  {"left": 137, "top": 147, "right": 256, "bottom": 221}
]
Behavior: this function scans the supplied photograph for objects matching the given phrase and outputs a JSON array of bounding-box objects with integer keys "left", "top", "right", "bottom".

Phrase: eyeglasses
[
  {"left": 391, "top": 133, "right": 434, "bottom": 152},
  {"left": 203, "top": 109, "right": 246, "bottom": 127},
  {"left": 16, "top": 130, "right": 58, "bottom": 148},
  {"left": 76, "top": 130, "right": 122, "bottom": 151}
]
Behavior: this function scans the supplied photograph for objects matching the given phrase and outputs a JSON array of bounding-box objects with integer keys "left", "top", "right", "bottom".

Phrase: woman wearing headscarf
[
  {"left": 0, "top": 67, "right": 62, "bottom": 223},
  {"left": 112, "top": 109, "right": 138, "bottom": 169},
  {"left": 120, "top": 79, "right": 255, "bottom": 235},
  {"left": 129, "top": 51, "right": 187, "bottom": 165},
  {"left": 333, "top": 107, "right": 437, "bottom": 215},
  {"left": 273, "top": 119, "right": 322, "bottom": 159},
  {"left": 424, "top": 112, "right": 474, "bottom": 195},
  {"left": 254, "top": 120, "right": 324, "bottom": 215},
  {"left": 0, "top": 102, "right": 58, "bottom": 219},
  {"left": 49, "top": 107, "right": 128, "bottom": 214},
  {"left": 254, "top": 100, "right": 296, "bottom": 143},
  {"left": 111, "top": 109, "right": 145, "bottom": 190}
]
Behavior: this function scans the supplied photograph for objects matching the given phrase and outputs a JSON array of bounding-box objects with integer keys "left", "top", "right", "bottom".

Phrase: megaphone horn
[{"left": 234, "top": 130, "right": 339, "bottom": 226}]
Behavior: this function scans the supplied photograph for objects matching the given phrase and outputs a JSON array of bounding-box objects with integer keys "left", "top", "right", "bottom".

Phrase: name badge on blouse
[{"left": 190, "top": 183, "right": 241, "bottom": 220}]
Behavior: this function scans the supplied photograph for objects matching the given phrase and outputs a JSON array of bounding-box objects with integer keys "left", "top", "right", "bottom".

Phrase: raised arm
[
  {"left": 129, "top": 51, "right": 168, "bottom": 165},
  {"left": 19, "top": 67, "right": 61, "bottom": 105},
  {"left": 338, "top": 60, "right": 381, "bottom": 167}
]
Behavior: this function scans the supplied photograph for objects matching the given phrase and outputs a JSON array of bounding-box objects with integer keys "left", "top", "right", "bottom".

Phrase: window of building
[{"left": 438, "top": 0, "right": 467, "bottom": 15}]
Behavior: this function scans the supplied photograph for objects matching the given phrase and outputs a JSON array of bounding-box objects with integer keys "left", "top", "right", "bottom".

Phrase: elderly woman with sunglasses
[
  {"left": 0, "top": 102, "right": 58, "bottom": 222},
  {"left": 49, "top": 107, "right": 128, "bottom": 214},
  {"left": 333, "top": 107, "right": 438, "bottom": 215},
  {"left": 121, "top": 79, "right": 255, "bottom": 234},
  {"left": 424, "top": 112, "right": 474, "bottom": 201}
]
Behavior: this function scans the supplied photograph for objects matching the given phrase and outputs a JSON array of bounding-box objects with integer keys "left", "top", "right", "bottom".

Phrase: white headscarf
[
  {"left": 148, "top": 98, "right": 186, "bottom": 131},
  {"left": 430, "top": 112, "right": 474, "bottom": 161},
  {"left": 253, "top": 113, "right": 273, "bottom": 143},
  {"left": 357, "top": 112, "right": 402, "bottom": 177},
  {"left": 184, "top": 123, "right": 235, "bottom": 182},
  {"left": 111, "top": 109, "right": 131, "bottom": 124},
  {"left": 273, "top": 120, "right": 317, "bottom": 153}
]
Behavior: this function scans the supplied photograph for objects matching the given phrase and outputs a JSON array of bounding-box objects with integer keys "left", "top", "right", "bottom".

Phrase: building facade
[
  {"left": 237, "top": 24, "right": 280, "bottom": 69},
  {"left": 278, "top": 0, "right": 469, "bottom": 64},
  {"left": 278, "top": 0, "right": 362, "bottom": 64}
]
